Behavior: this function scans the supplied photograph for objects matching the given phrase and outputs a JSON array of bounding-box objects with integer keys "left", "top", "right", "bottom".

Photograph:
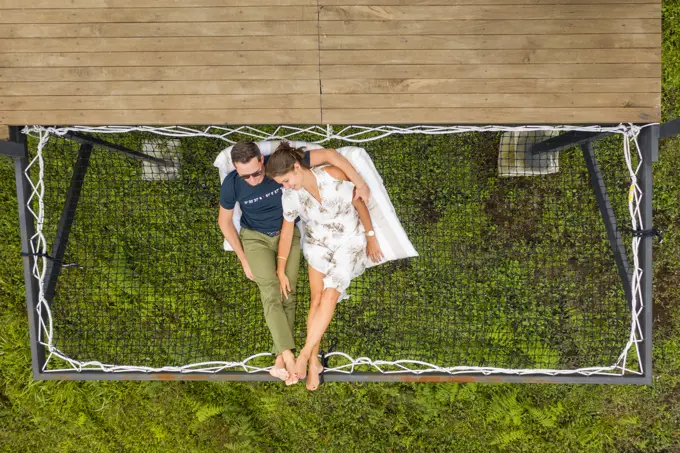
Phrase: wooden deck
[{"left": 0, "top": 0, "right": 661, "bottom": 126}]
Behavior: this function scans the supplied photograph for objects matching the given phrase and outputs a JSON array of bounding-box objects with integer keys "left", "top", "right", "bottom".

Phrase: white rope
[{"left": 21, "top": 123, "right": 651, "bottom": 377}]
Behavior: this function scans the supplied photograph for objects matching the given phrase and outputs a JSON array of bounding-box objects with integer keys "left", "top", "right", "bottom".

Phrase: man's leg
[
  {"left": 281, "top": 228, "right": 302, "bottom": 337},
  {"left": 240, "top": 228, "right": 297, "bottom": 381}
]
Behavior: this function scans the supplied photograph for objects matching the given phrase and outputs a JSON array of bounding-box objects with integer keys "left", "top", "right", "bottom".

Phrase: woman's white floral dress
[{"left": 282, "top": 165, "right": 367, "bottom": 300}]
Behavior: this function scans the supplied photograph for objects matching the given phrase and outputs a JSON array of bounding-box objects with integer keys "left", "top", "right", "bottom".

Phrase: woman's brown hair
[{"left": 265, "top": 141, "right": 308, "bottom": 178}]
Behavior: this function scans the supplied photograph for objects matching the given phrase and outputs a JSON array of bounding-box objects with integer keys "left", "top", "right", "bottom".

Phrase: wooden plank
[
  {"left": 0, "top": 66, "right": 320, "bottom": 82},
  {"left": 321, "top": 64, "right": 661, "bottom": 79},
  {"left": 0, "top": 7, "right": 318, "bottom": 23},
  {"left": 0, "top": 109, "right": 322, "bottom": 125},
  {"left": 0, "top": 80, "right": 321, "bottom": 96},
  {"left": 0, "top": 0, "right": 655, "bottom": 5},
  {"left": 0, "top": 36, "right": 319, "bottom": 53},
  {"left": 322, "top": 93, "right": 659, "bottom": 109},
  {"left": 322, "top": 107, "right": 661, "bottom": 124},
  {"left": 320, "top": 34, "right": 661, "bottom": 50},
  {"left": 1, "top": 95, "right": 320, "bottom": 110},
  {"left": 319, "top": 19, "right": 660, "bottom": 35},
  {"left": 0, "top": 0, "right": 315, "bottom": 6},
  {"left": 320, "top": 0, "right": 654, "bottom": 4},
  {"left": 322, "top": 78, "right": 661, "bottom": 94},
  {"left": 319, "top": 5, "right": 661, "bottom": 20},
  {"left": 0, "top": 51, "right": 318, "bottom": 67},
  {"left": 0, "top": 0, "right": 653, "bottom": 6},
  {"left": 0, "top": 22, "right": 320, "bottom": 38},
  {"left": 0, "top": 126, "right": 8, "bottom": 140},
  {"left": 319, "top": 49, "right": 660, "bottom": 65}
]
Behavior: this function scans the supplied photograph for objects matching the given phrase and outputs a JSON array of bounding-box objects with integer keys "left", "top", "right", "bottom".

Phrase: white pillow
[
  {"left": 334, "top": 146, "right": 418, "bottom": 267},
  {"left": 213, "top": 142, "right": 419, "bottom": 266}
]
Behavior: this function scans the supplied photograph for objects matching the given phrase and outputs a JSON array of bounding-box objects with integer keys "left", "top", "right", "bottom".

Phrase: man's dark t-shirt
[{"left": 219, "top": 152, "right": 311, "bottom": 235}]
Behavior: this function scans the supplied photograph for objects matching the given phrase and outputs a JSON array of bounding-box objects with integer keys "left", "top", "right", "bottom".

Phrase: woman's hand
[
  {"left": 366, "top": 236, "right": 384, "bottom": 263},
  {"left": 277, "top": 270, "right": 291, "bottom": 300}
]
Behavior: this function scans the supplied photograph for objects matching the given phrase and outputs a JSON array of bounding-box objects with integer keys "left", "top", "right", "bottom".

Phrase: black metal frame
[
  {"left": 580, "top": 142, "right": 633, "bottom": 309},
  {"left": 63, "top": 131, "right": 170, "bottom": 165},
  {"left": 660, "top": 118, "right": 680, "bottom": 140},
  {"left": 3, "top": 122, "right": 673, "bottom": 384},
  {"left": 531, "top": 131, "right": 613, "bottom": 155},
  {"left": 6, "top": 127, "right": 45, "bottom": 377},
  {"left": 43, "top": 143, "right": 92, "bottom": 305}
]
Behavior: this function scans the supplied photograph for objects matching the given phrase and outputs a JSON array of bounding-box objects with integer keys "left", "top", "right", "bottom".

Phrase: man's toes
[{"left": 270, "top": 367, "right": 289, "bottom": 381}]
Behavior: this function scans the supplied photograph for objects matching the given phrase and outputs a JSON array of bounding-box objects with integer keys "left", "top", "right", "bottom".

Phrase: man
[{"left": 217, "top": 141, "right": 369, "bottom": 385}]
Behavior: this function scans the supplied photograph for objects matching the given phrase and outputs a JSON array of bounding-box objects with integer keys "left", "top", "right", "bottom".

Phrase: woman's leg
[
  {"left": 295, "top": 286, "right": 341, "bottom": 379},
  {"left": 296, "top": 235, "right": 366, "bottom": 380},
  {"left": 305, "top": 265, "right": 326, "bottom": 389}
]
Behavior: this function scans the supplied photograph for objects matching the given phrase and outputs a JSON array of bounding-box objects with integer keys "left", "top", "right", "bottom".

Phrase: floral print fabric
[{"left": 282, "top": 165, "right": 367, "bottom": 299}]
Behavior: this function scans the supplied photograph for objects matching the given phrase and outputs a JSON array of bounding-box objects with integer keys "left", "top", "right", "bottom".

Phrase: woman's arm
[
  {"left": 309, "top": 149, "right": 370, "bottom": 203},
  {"left": 352, "top": 196, "right": 384, "bottom": 263},
  {"left": 277, "top": 219, "right": 295, "bottom": 275},
  {"left": 323, "top": 166, "right": 384, "bottom": 264},
  {"left": 276, "top": 219, "right": 296, "bottom": 299}
]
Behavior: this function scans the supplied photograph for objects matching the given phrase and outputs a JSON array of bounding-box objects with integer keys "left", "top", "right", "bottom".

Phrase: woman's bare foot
[
  {"left": 269, "top": 354, "right": 289, "bottom": 381},
  {"left": 295, "top": 350, "right": 310, "bottom": 379},
  {"left": 306, "top": 360, "right": 324, "bottom": 391},
  {"left": 281, "top": 350, "right": 298, "bottom": 386}
]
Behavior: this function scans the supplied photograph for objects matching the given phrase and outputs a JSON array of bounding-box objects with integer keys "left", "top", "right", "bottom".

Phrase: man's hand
[
  {"left": 354, "top": 184, "right": 371, "bottom": 204},
  {"left": 240, "top": 258, "right": 255, "bottom": 281}
]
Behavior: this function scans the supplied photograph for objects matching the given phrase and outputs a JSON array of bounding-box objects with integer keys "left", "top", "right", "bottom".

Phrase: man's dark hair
[{"left": 231, "top": 141, "right": 261, "bottom": 165}]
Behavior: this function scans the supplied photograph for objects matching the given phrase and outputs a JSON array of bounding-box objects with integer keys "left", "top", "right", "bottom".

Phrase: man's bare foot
[
  {"left": 281, "top": 350, "right": 298, "bottom": 386},
  {"left": 269, "top": 355, "right": 289, "bottom": 381},
  {"left": 306, "top": 360, "right": 324, "bottom": 391},
  {"left": 295, "top": 350, "right": 310, "bottom": 379}
]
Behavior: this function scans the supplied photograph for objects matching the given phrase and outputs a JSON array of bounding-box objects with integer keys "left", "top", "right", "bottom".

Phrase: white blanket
[{"left": 213, "top": 141, "right": 418, "bottom": 267}]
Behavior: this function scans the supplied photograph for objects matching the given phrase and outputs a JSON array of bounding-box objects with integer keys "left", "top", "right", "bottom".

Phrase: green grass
[{"left": 2, "top": 1, "right": 680, "bottom": 450}]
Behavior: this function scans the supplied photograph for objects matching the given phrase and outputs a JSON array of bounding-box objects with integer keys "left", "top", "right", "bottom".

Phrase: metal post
[
  {"left": 531, "top": 131, "right": 613, "bottom": 156},
  {"left": 0, "top": 140, "right": 26, "bottom": 158},
  {"left": 659, "top": 117, "right": 680, "bottom": 140},
  {"left": 43, "top": 143, "right": 92, "bottom": 304},
  {"left": 581, "top": 142, "right": 633, "bottom": 309},
  {"left": 63, "top": 131, "right": 170, "bottom": 165},
  {"left": 637, "top": 125, "right": 657, "bottom": 385},
  {"left": 10, "top": 127, "right": 46, "bottom": 378}
]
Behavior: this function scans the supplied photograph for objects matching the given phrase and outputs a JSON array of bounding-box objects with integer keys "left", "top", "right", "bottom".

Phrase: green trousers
[{"left": 240, "top": 227, "right": 302, "bottom": 356}]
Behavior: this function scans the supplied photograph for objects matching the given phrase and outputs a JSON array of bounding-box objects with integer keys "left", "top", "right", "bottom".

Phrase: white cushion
[
  {"left": 213, "top": 141, "right": 418, "bottom": 266},
  {"left": 334, "top": 146, "right": 418, "bottom": 267}
]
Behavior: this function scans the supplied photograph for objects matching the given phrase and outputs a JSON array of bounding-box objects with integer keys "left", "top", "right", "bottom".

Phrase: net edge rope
[{"left": 21, "top": 123, "right": 652, "bottom": 378}]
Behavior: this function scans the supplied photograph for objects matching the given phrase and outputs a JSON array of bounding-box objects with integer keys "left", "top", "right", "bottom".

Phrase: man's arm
[
  {"left": 218, "top": 206, "right": 254, "bottom": 280},
  {"left": 309, "top": 149, "right": 370, "bottom": 203}
]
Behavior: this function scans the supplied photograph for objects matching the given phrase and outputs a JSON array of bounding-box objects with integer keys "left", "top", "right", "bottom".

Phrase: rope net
[{"left": 22, "top": 124, "right": 646, "bottom": 377}]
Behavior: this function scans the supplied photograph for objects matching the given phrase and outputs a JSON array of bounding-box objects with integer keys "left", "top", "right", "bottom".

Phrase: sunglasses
[{"left": 238, "top": 168, "right": 264, "bottom": 180}]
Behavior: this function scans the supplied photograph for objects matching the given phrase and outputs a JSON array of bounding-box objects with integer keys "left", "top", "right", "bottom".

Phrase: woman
[{"left": 266, "top": 142, "right": 384, "bottom": 390}]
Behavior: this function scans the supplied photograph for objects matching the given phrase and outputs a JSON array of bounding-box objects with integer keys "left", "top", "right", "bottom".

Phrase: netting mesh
[{"left": 23, "top": 125, "right": 645, "bottom": 376}]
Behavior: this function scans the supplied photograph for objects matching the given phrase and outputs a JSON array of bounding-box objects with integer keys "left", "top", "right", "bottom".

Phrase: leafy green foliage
[{"left": 0, "top": 4, "right": 679, "bottom": 451}]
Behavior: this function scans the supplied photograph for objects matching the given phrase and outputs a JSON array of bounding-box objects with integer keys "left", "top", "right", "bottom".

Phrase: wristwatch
[{"left": 365, "top": 230, "right": 375, "bottom": 237}]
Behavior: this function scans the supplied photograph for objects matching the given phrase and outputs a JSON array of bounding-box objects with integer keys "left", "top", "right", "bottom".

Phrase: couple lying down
[{"left": 217, "top": 140, "right": 412, "bottom": 390}]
